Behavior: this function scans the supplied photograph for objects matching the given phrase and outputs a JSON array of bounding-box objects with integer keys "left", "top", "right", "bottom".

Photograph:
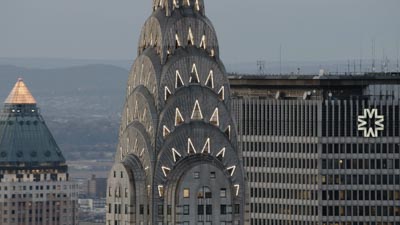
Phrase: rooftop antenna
[
  {"left": 397, "top": 40, "right": 399, "bottom": 72},
  {"left": 257, "top": 60, "right": 266, "bottom": 75},
  {"left": 372, "top": 39, "right": 376, "bottom": 72},
  {"left": 353, "top": 60, "right": 356, "bottom": 74},
  {"left": 279, "top": 44, "right": 282, "bottom": 75},
  {"left": 359, "top": 40, "right": 363, "bottom": 74},
  {"left": 347, "top": 60, "right": 350, "bottom": 74}
]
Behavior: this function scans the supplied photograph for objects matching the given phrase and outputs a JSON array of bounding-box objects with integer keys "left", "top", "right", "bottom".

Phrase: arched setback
[
  {"left": 157, "top": 155, "right": 245, "bottom": 225},
  {"left": 157, "top": 86, "right": 237, "bottom": 153},
  {"left": 127, "top": 48, "right": 161, "bottom": 107},
  {"left": 175, "top": 163, "right": 232, "bottom": 224},
  {"left": 116, "top": 121, "right": 154, "bottom": 187},
  {"left": 106, "top": 155, "right": 149, "bottom": 225},
  {"left": 158, "top": 48, "right": 230, "bottom": 109},
  {"left": 139, "top": 11, "right": 220, "bottom": 63},
  {"left": 119, "top": 85, "right": 158, "bottom": 143}
]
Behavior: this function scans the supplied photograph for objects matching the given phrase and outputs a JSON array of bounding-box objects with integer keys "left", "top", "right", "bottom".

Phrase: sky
[{"left": 1, "top": 0, "right": 400, "bottom": 64}]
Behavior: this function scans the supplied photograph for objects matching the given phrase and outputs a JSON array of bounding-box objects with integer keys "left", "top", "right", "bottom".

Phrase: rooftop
[{"left": 4, "top": 78, "right": 37, "bottom": 104}]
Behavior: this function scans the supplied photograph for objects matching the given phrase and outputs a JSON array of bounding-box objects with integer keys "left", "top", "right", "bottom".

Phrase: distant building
[
  {"left": 229, "top": 74, "right": 400, "bottom": 225},
  {"left": 87, "top": 175, "right": 107, "bottom": 198},
  {"left": 0, "top": 79, "right": 78, "bottom": 225}
]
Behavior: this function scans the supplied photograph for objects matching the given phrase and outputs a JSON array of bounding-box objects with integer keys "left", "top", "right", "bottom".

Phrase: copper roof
[{"left": 4, "top": 78, "right": 37, "bottom": 104}]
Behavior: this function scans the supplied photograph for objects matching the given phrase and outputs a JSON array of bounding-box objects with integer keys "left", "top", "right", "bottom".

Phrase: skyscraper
[
  {"left": 229, "top": 74, "right": 400, "bottom": 225},
  {"left": 0, "top": 79, "right": 78, "bottom": 225},
  {"left": 106, "top": 1, "right": 248, "bottom": 225}
]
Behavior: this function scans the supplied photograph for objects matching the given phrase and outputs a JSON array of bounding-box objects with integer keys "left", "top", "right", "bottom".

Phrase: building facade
[
  {"left": 106, "top": 1, "right": 248, "bottom": 225},
  {"left": 0, "top": 79, "right": 78, "bottom": 225},
  {"left": 230, "top": 74, "right": 400, "bottom": 225}
]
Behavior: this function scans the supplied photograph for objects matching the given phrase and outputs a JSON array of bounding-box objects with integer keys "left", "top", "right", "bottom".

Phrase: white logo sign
[{"left": 357, "top": 108, "right": 384, "bottom": 138}]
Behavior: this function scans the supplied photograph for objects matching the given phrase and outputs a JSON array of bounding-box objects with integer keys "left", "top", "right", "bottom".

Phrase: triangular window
[
  {"left": 189, "top": 64, "right": 200, "bottom": 84},
  {"left": 227, "top": 166, "right": 236, "bottom": 176},
  {"left": 175, "top": 70, "right": 184, "bottom": 88},
  {"left": 175, "top": 108, "right": 185, "bottom": 126},
  {"left": 205, "top": 70, "right": 214, "bottom": 88},
  {"left": 175, "top": 33, "right": 181, "bottom": 47},
  {"left": 188, "top": 27, "right": 194, "bottom": 45},
  {"left": 163, "top": 126, "right": 170, "bottom": 138},
  {"left": 195, "top": 0, "right": 200, "bottom": 11},
  {"left": 224, "top": 125, "right": 231, "bottom": 139},
  {"left": 191, "top": 100, "right": 204, "bottom": 120},
  {"left": 165, "top": 86, "right": 171, "bottom": 101},
  {"left": 201, "top": 138, "right": 210, "bottom": 154},
  {"left": 200, "top": 35, "right": 207, "bottom": 49},
  {"left": 172, "top": 148, "right": 182, "bottom": 162},
  {"left": 218, "top": 86, "right": 225, "bottom": 100},
  {"left": 210, "top": 108, "right": 219, "bottom": 126},
  {"left": 187, "top": 138, "right": 197, "bottom": 154},
  {"left": 162, "top": 166, "right": 171, "bottom": 177},
  {"left": 216, "top": 147, "right": 226, "bottom": 161}
]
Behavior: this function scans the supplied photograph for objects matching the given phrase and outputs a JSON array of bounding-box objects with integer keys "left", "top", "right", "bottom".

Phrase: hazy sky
[{"left": 1, "top": 0, "right": 399, "bottom": 64}]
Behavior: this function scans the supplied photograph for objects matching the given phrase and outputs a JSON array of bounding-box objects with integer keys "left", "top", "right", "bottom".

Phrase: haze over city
[{"left": 1, "top": 0, "right": 399, "bottom": 64}]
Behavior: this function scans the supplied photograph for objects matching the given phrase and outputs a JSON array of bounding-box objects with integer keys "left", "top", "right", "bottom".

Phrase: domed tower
[
  {"left": 107, "top": 1, "right": 248, "bottom": 224},
  {"left": 0, "top": 79, "right": 78, "bottom": 225}
]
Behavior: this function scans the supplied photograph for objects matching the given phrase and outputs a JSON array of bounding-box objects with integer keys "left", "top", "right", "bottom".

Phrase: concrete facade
[{"left": 230, "top": 74, "right": 400, "bottom": 225}]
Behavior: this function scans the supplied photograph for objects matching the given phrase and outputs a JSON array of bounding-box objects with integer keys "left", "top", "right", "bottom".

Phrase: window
[
  {"left": 183, "top": 205, "right": 189, "bottom": 215},
  {"left": 220, "top": 188, "right": 226, "bottom": 198},
  {"left": 158, "top": 205, "right": 163, "bottom": 215},
  {"left": 210, "top": 172, "right": 216, "bottom": 179},
  {"left": 183, "top": 188, "right": 190, "bottom": 198},
  {"left": 206, "top": 205, "right": 212, "bottom": 215},
  {"left": 194, "top": 172, "right": 200, "bottom": 179},
  {"left": 198, "top": 205, "right": 204, "bottom": 215},
  {"left": 221, "top": 205, "right": 227, "bottom": 215}
]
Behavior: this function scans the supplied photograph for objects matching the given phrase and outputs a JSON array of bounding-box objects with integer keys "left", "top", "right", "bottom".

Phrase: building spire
[{"left": 4, "top": 78, "right": 37, "bottom": 104}]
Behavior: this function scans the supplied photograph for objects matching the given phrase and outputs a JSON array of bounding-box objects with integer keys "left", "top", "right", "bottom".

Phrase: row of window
[
  {"left": 251, "top": 188, "right": 317, "bottom": 200},
  {"left": 322, "top": 143, "right": 400, "bottom": 154},
  {"left": 248, "top": 173, "right": 318, "bottom": 185},
  {"left": 244, "top": 157, "right": 318, "bottom": 169},
  {"left": 322, "top": 158, "right": 400, "bottom": 170},
  {"left": 322, "top": 205, "right": 400, "bottom": 217},
  {"left": 251, "top": 203, "right": 317, "bottom": 216},
  {"left": 321, "top": 174, "right": 400, "bottom": 185},
  {"left": 250, "top": 220, "right": 400, "bottom": 225},
  {"left": 242, "top": 142, "right": 318, "bottom": 154},
  {"left": 322, "top": 190, "right": 400, "bottom": 201}
]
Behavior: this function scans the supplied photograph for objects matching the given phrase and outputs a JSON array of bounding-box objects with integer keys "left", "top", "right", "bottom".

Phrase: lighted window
[
  {"left": 163, "top": 126, "right": 170, "bottom": 138},
  {"left": 200, "top": 35, "right": 206, "bottom": 49},
  {"left": 205, "top": 70, "right": 214, "bottom": 88},
  {"left": 188, "top": 138, "right": 197, "bottom": 154},
  {"left": 201, "top": 138, "right": 210, "bottom": 154},
  {"left": 164, "top": 86, "right": 171, "bottom": 101},
  {"left": 183, "top": 188, "right": 190, "bottom": 198},
  {"left": 210, "top": 108, "right": 219, "bottom": 126},
  {"left": 218, "top": 86, "right": 225, "bottom": 100},
  {"left": 175, "top": 108, "right": 185, "bottom": 126},
  {"left": 188, "top": 27, "right": 194, "bottom": 45},
  {"left": 172, "top": 148, "right": 182, "bottom": 162},
  {"left": 175, "top": 70, "right": 184, "bottom": 88},
  {"left": 191, "top": 100, "right": 203, "bottom": 120},
  {"left": 189, "top": 64, "right": 200, "bottom": 84}
]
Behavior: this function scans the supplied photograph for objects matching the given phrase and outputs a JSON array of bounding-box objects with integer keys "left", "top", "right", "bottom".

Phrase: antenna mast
[
  {"left": 279, "top": 44, "right": 282, "bottom": 75},
  {"left": 257, "top": 60, "right": 266, "bottom": 75},
  {"left": 397, "top": 40, "right": 399, "bottom": 72},
  {"left": 372, "top": 39, "right": 376, "bottom": 72}
]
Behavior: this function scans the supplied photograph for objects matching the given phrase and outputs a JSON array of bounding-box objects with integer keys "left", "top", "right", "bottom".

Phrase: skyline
[{"left": 1, "top": 0, "right": 400, "bottom": 64}]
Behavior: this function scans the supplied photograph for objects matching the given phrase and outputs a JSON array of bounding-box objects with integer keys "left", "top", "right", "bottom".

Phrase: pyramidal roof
[
  {"left": 0, "top": 79, "right": 66, "bottom": 168},
  {"left": 4, "top": 78, "right": 37, "bottom": 104}
]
